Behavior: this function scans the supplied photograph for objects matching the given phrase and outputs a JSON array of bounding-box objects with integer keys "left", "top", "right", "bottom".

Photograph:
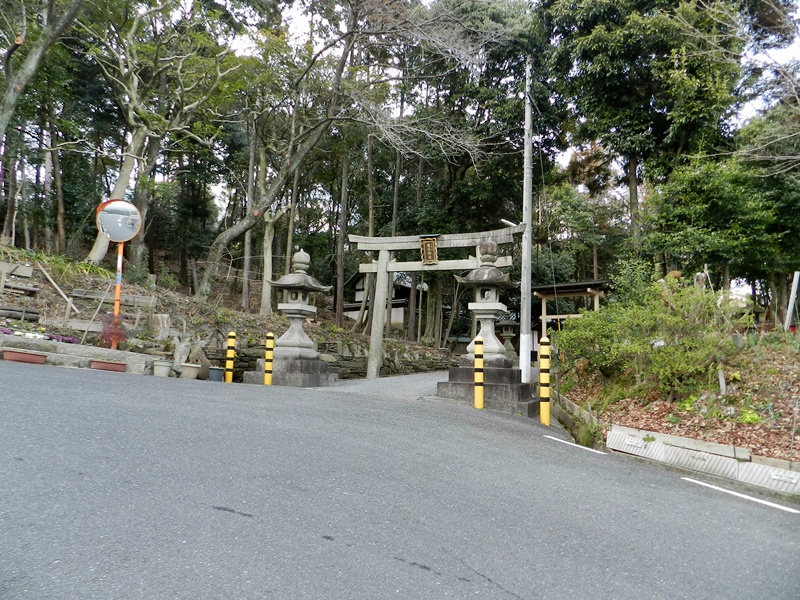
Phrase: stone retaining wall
[
  {"left": 0, "top": 332, "right": 457, "bottom": 382},
  {"left": 206, "top": 340, "right": 458, "bottom": 382}
]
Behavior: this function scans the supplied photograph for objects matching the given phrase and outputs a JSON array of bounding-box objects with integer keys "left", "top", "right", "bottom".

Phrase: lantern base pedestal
[
  {"left": 436, "top": 364, "right": 538, "bottom": 417},
  {"left": 243, "top": 355, "right": 338, "bottom": 388}
]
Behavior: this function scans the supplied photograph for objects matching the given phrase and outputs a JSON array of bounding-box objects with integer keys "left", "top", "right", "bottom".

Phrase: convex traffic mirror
[{"left": 96, "top": 200, "right": 141, "bottom": 242}]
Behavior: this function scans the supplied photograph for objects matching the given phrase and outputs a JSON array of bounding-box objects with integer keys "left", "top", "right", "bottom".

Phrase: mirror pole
[{"left": 111, "top": 242, "right": 124, "bottom": 350}]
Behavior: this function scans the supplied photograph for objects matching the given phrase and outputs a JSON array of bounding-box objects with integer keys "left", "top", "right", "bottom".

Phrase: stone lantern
[
  {"left": 270, "top": 249, "right": 330, "bottom": 361},
  {"left": 497, "top": 320, "right": 519, "bottom": 362},
  {"left": 454, "top": 239, "right": 516, "bottom": 366},
  {"left": 437, "top": 239, "right": 535, "bottom": 416},
  {"left": 244, "top": 249, "right": 337, "bottom": 387}
]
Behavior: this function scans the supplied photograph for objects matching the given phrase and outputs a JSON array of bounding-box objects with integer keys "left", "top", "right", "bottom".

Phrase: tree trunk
[
  {"left": 259, "top": 220, "right": 275, "bottom": 316},
  {"left": 130, "top": 137, "right": 161, "bottom": 269},
  {"left": 351, "top": 133, "right": 376, "bottom": 333},
  {"left": 147, "top": 219, "right": 156, "bottom": 273},
  {"left": 628, "top": 154, "right": 640, "bottom": 239},
  {"left": 407, "top": 154, "right": 425, "bottom": 341},
  {"left": 47, "top": 98, "right": 67, "bottom": 253},
  {"left": 391, "top": 151, "right": 401, "bottom": 237},
  {"left": 0, "top": 135, "right": 5, "bottom": 215},
  {"left": 335, "top": 152, "right": 349, "bottom": 328},
  {"left": 258, "top": 206, "right": 289, "bottom": 315},
  {"left": 417, "top": 274, "right": 425, "bottom": 342},
  {"left": 777, "top": 273, "right": 788, "bottom": 325},
  {"left": 31, "top": 126, "right": 45, "bottom": 249},
  {"left": 434, "top": 281, "right": 443, "bottom": 348},
  {"left": 407, "top": 272, "right": 418, "bottom": 342},
  {"left": 242, "top": 131, "right": 258, "bottom": 312},
  {"left": 416, "top": 155, "right": 425, "bottom": 204},
  {"left": 180, "top": 244, "right": 188, "bottom": 285},
  {"left": 1, "top": 155, "right": 17, "bottom": 244},
  {"left": 284, "top": 117, "right": 302, "bottom": 277},
  {"left": 42, "top": 127, "right": 54, "bottom": 253},
  {"left": 285, "top": 163, "right": 301, "bottom": 275},
  {"left": 768, "top": 274, "right": 778, "bottom": 330},
  {"left": 422, "top": 279, "right": 437, "bottom": 345},
  {"left": 442, "top": 282, "right": 462, "bottom": 349},
  {"left": 51, "top": 147, "right": 66, "bottom": 253},
  {"left": 21, "top": 174, "right": 30, "bottom": 250},
  {"left": 383, "top": 148, "right": 403, "bottom": 338},
  {"left": 190, "top": 258, "right": 199, "bottom": 294}
]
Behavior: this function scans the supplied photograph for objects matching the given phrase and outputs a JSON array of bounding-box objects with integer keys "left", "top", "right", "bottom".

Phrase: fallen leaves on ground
[{"left": 561, "top": 341, "right": 800, "bottom": 463}]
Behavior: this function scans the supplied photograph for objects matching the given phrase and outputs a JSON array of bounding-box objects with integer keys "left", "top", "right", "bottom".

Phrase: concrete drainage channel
[{"left": 552, "top": 390, "right": 800, "bottom": 500}]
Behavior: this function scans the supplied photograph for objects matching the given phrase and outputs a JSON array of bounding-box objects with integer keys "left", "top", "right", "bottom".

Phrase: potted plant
[
  {"left": 152, "top": 357, "right": 173, "bottom": 377},
  {"left": 179, "top": 359, "right": 201, "bottom": 379},
  {"left": 207, "top": 362, "right": 224, "bottom": 382},
  {"left": 89, "top": 359, "right": 127, "bottom": 372}
]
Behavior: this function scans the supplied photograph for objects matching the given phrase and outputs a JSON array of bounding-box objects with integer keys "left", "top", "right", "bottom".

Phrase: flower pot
[
  {"left": 89, "top": 359, "right": 127, "bottom": 372},
  {"left": 208, "top": 366, "right": 224, "bottom": 382},
  {"left": 1, "top": 349, "right": 47, "bottom": 364},
  {"left": 153, "top": 359, "right": 173, "bottom": 377},
  {"left": 179, "top": 363, "right": 200, "bottom": 379}
]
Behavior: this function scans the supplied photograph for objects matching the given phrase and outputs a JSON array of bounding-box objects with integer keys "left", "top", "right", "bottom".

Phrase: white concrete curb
[
  {"left": 552, "top": 390, "right": 799, "bottom": 496},
  {"left": 607, "top": 424, "right": 800, "bottom": 495}
]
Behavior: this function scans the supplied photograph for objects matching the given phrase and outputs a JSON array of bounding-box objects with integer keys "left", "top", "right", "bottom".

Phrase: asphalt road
[{"left": 1, "top": 361, "right": 798, "bottom": 599}]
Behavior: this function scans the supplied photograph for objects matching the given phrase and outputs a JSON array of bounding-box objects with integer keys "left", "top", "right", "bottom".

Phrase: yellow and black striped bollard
[
  {"left": 264, "top": 333, "right": 274, "bottom": 386},
  {"left": 474, "top": 336, "right": 484, "bottom": 410},
  {"left": 224, "top": 331, "right": 236, "bottom": 383},
  {"left": 539, "top": 336, "right": 550, "bottom": 426}
]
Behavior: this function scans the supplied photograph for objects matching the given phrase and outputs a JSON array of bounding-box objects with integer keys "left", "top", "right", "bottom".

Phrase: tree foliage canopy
[{"left": 0, "top": 0, "right": 798, "bottom": 335}]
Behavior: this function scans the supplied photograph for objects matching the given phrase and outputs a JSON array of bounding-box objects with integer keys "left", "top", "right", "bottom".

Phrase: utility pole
[{"left": 520, "top": 56, "right": 533, "bottom": 384}]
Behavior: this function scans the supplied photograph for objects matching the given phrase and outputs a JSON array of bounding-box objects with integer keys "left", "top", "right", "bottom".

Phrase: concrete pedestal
[
  {"left": 436, "top": 356, "right": 537, "bottom": 417},
  {"left": 243, "top": 355, "right": 338, "bottom": 388}
]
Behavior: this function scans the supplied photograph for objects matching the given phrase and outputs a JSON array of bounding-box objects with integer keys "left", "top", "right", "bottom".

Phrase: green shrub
[
  {"left": 158, "top": 263, "right": 179, "bottom": 290},
  {"left": 213, "top": 307, "right": 232, "bottom": 326},
  {"left": 554, "top": 277, "right": 748, "bottom": 402},
  {"left": 124, "top": 262, "right": 151, "bottom": 285},
  {"left": 738, "top": 408, "right": 761, "bottom": 424}
]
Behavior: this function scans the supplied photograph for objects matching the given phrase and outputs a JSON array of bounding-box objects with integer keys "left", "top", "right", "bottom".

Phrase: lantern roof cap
[
  {"left": 454, "top": 239, "right": 517, "bottom": 289},
  {"left": 269, "top": 249, "right": 331, "bottom": 293}
]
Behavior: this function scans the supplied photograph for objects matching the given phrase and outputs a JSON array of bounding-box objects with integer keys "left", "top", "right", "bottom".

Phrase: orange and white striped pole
[{"left": 111, "top": 242, "right": 124, "bottom": 350}]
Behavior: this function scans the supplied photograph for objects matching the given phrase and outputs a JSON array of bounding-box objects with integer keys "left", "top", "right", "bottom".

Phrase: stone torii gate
[{"left": 348, "top": 224, "right": 524, "bottom": 379}]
